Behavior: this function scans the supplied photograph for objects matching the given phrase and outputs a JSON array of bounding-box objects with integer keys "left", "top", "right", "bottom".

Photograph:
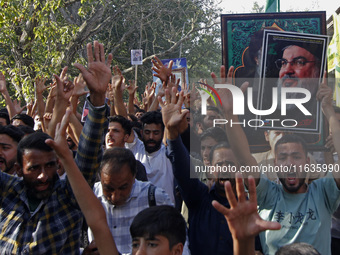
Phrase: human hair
[
  {"left": 17, "top": 132, "right": 53, "bottom": 167},
  {"left": 200, "top": 127, "right": 228, "bottom": 143},
  {"left": 100, "top": 147, "right": 136, "bottom": 176},
  {"left": 206, "top": 105, "right": 222, "bottom": 116},
  {"left": 209, "top": 141, "right": 231, "bottom": 163},
  {"left": 0, "top": 110, "right": 10, "bottom": 125},
  {"left": 11, "top": 113, "right": 35, "bottom": 128},
  {"left": 0, "top": 124, "right": 25, "bottom": 143},
  {"left": 274, "top": 134, "right": 308, "bottom": 157},
  {"left": 275, "top": 242, "right": 320, "bottom": 255},
  {"left": 108, "top": 115, "right": 132, "bottom": 135},
  {"left": 127, "top": 114, "right": 138, "bottom": 123},
  {"left": 130, "top": 205, "right": 186, "bottom": 249},
  {"left": 140, "top": 111, "right": 164, "bottom": 131},
  {"left": 16, "top": 125, "right": 35, "bottom": 135},
  {"left": 136, "top": 108, "right": 145, "bottom": 114}
]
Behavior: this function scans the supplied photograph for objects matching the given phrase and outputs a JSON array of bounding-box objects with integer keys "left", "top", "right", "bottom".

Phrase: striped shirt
[{"left": 88, "top": 180, "right": 172, "bottom": 254}]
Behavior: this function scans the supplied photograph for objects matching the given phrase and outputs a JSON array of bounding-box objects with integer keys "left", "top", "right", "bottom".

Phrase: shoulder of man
[{"left": 136, "top": 181, "right": 173, "bottom": 207}]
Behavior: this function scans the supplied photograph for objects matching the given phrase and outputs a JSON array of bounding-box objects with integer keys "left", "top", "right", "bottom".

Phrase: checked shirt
[{"left": 0, "top": 99, "right": 108, "bottom": 254}]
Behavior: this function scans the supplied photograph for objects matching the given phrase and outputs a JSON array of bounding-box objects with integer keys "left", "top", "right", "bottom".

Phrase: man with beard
[
  {"left": 160, "top": 88, "right": 262, "bottom": 255},
  {"left": 0, "top": 125, "right": 24, "bottom": 175},
  {"left": 222, "top": 73, "right": 340, "bottom": 255},
  {"left": 0, "top": 40, "right": 112, "bottom": 254},
  {"left": 274, "top": 43, "right": 321, "bottom": 129},
  {"left": 126, "top": 111, "right": 175, "bottom": 204}
]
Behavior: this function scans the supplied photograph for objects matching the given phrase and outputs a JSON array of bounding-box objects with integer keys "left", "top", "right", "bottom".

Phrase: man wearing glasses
[{"left": 275, "top": 44, "right": 321, "bottom": 112}]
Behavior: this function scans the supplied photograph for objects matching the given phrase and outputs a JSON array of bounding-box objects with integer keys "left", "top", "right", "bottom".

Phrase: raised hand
[
  {"left": 53, "top": 66, "right": 74, "bottom": 103},
  {"left": 47, "top": 81, "right": 57, "bottom": 99},
  {"left": 73, "top": 73, "right": 88, "bottom": 98},
  {"left": 74, "top": 41, "right": 113, "bottom": 106},
  {"left": 158, "top": 87, "right": 188, "bottom": 139},
  {"left": 157, "top": 82, "right": 166, "bottom": 98},
  {"left": 317, "top": 72, "right": 333, "bottom": 115},
  {"left": 35, "top": 76, "right": 49, "bottom": 94},
  {"left": 152, "top": 56, "right": 173, "bottom": 83},
  {"left": 126, "top": 80, "right": 138, "bottom": 96},
  {"left": 167, "top": 74, "right": 180, "bottom": 91},
  {"left": 106, "top": 83, "right": 115, "bottom": 105},
  {"left": 213, "top": 173, "right": 281, "bottom": 240},
  {"left": 0, "top": 72, "right": 8, "bottom": 94},
  {"left": 112, "top": 66, "right": 125, "bottom": 93},
  {"left": 211, "top": 66, "right": 248, "bottom": 116},
  {"left": 13, "top": 99, "right": 26, "bottom": 115},
  {"left": 26, "top": 99, "right": 34, "bottom": 116}
]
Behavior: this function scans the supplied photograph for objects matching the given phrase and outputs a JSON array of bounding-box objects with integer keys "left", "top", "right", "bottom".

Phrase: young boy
[{"left": 130, "top": 205, "right": 186, "bottom": 255}]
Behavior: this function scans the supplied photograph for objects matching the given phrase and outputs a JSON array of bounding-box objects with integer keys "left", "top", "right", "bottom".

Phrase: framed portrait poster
[
  {"left": 259, "top": 30, "right": 328, "bottom": 132},
  {"left": 131, "top": 49, "right": 143, "bottom": 65},
  {"left": 221, "top": 11, "right": 327, "bottom": 151}
]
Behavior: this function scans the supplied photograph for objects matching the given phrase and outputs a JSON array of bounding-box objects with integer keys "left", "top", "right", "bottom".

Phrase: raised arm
[
  {"left": 70, "top": 73, "right": 88, "bottom": 116},
  {"left": 212, "top": 173, "right": 281, "bottom": 255},
  {"left": 211, "top": 66, "right": 260, "bottom": 184},
  {"left": 43, "top": 82, "right": 57, "bottom": 131},
  {"left": 73, "top": 41, "right": 112, "bottom": 187},
  {"left": 47, "top": 67, "right": 74, "bottom": 138},
  {"left": 0, "top": 72, "right": 21, "bottom": 119},
  {"left": 45, "top": 111, "right": 118, "bottom": 255},
  {"left": 34, "top": 76, "right": 48, "bottom": 132},
  {"left": 159, "top": 88, "right": 207, "bottom": 207},
  {"left": 317, "top": 76, "right": 340, "bottom": 188},
  {"left": 152, "top": 56, "right": 173, "bottom": 84},
  {"left": 112, "top": 66, "right": 128, "bottom": 117},
  {"left": 126, "top": 80, "right": 138, "bottom": 115}
]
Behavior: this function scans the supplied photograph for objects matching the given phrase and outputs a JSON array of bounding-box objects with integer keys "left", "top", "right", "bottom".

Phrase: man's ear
[
  {"left": 15, "top": 163, "right": 23, "bottom": 177},
  {"left": 264, "top": 130, "right": 269, "bottom": 142},
  {"left": 56, "top": 158, "right": 62, "bottom": 171},
  {"left": 170, "top": 243, "right": 183, "bottom": 255},
  {"left": 195, "top": 122, "right": 203, "bottom": 135},
  {"left": 124, "top": 134, "right": 129, "bottom": 143}
]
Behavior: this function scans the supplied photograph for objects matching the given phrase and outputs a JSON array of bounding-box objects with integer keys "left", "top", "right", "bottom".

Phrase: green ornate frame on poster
[{"left": 221, "top": 11, "right": 327, "bottom": 151}]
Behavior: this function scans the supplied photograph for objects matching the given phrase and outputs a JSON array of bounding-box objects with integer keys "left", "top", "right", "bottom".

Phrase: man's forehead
[
  {"left": 282, "top": 45, "right": 315, "bottom": 59},
  {"left": 22, "top": 149, "right": 57, "bottom": 164},
  {"left": 275, "top": 142, "right": 305, "bottom": 154},
  {"left": 101, "top": 168, "right": 134, "bottom": 187},
  {"left": 0, "top": 133, "right": 16, "bottom": 144},
  {"left": 205, "top": 110, "right": 220, "bottom": 117},
  {"left": 201, "top": 136, "right": 218, "bottom": 145},
  {"left": 143, "top": 123, "right": 162, "bottom": 131},
  {"left": 108, "top": 121, "right": 123, "bottom": 129},
  {"left": 212, "top": 147, "right": 236, "bottom": 161}
]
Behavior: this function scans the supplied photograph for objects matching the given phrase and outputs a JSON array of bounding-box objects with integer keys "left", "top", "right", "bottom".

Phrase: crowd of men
[{"left": 0, "top": 40, "right": 339, "bottom": 255}]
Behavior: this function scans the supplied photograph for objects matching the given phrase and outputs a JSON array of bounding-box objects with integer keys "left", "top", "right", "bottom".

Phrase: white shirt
[{"left": 125, "top": 131, "right": 175, "bottom": 203}]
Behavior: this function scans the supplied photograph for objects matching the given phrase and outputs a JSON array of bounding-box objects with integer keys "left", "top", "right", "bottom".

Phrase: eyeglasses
[{"left": 275, "top": 57, "right": 316, "bottom": 69}]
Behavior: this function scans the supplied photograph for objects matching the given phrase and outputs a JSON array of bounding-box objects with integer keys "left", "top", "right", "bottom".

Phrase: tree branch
[{"left": 122, "top": 21, "right": 219, "bottom": 74}]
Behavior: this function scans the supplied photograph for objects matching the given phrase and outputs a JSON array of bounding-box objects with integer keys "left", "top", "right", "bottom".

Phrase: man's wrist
[
  {"left": 166, "top": 127, "right": 179, "bottom": 140},
  {"left": 87, "top": 95, "right": 106, "bottom": 109},
  {"left": 89, "top": 93, "right": 106, "bottom": 107}
]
